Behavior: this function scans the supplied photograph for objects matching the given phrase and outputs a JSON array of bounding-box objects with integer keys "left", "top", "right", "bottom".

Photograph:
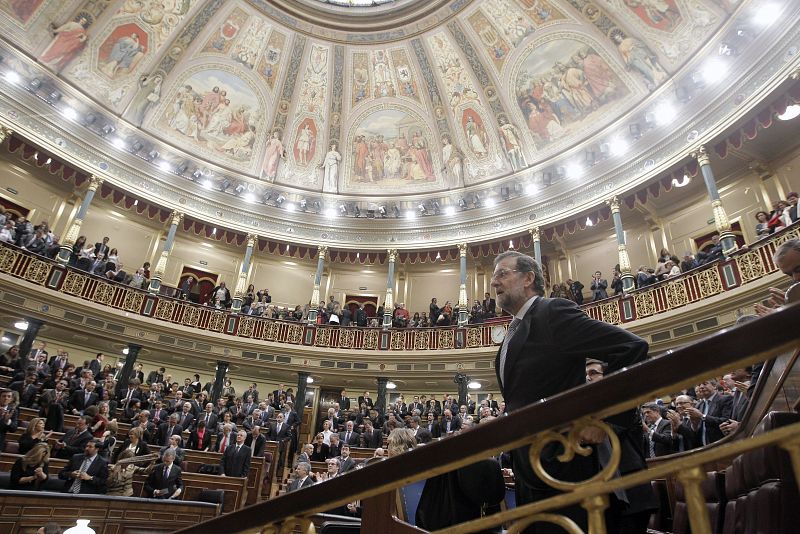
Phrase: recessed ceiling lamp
[
  {"left": 111, "top": 137, "right": 126, "bottom": 150},
  {"left": 405, "top": 210, "right": 416, "bottom": 219},
  {"left": 158, "top": 160, "right": 171, "bottom": 172},
  {"left": 653, "top": 102, "right": 676, "bottom": 125},
  {"left": 62, "top": 107, "right": 78, "bottom": 121},
  {"left": 14, "top": 320, "right": 29, "bottom": 330},
  {"left": 202, "top": 179, "right": 213, "bottom": 190},
  {"left": 700, "top": 57, "right": 728, "bottom": 84},
  {"left": 608, "top": 137, "right": 629, "bottom": 156},
  {"left": 672, "top": 174, "right": 691, "bottom": 188},
  {"left": 565, "top": 163, "right": 584, "bottom": 179},
  {"left": 777, "top": 105, "right": 800, "bottom": 121},
  {"left": 485, "top": 197, "right": 496, "bottom": 208},
  {"left": 444, "top": 205, "right": 455, "bottom": 216},
  {"left": 585, "top": 217, "right": 594, "bottom": 227},
  {"left": 468, "top": 381, "right": 482, "bottom": 389},
  {"left": 122, "top": 347, "right": 129, "bottom": 355},
  {"left": 4, "top": 71, "right": 20, "bottom": 84},
  {"left": 325, "top": 207, "right": 337, "bottom": 218},
  {"left": 243, "top": 192, "right": 256, "bottom": 203},
  {"left": 285, "top": 202, "right": 296, "bottom": 212},
  {"left": 525, "top": 183, "right": 539, "bottom": 195},
  {"left": 753, "top": 3, "right": 780, "bottom": 27},
  {"left": 306, "top": 376, "right": 314, "bottom": 384},
  {"left": 386, "top": 381, "right": 397, "bottom": 390}
]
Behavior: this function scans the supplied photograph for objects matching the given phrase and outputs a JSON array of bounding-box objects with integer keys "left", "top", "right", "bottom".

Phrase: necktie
[
  {"left": 220, "top": 436, "right": 227, "bottom": 453},
  {"left": 648, "top": 424, "right": 657, "bottom": 458},
  {"left": 236, "top": 445, "right": 241, "bottom": 454},
  {"left": 164, "top": 465, "right": 170, "bottom": 480},
  {"left": 499, "top": 318, "right": 522, "bottom": 386},
  {"left": 206, "top": 414, "right": 210, "bottom": 424},
  {"left": 70, "top": 457, "right": 91, "bottom": 493},
  {"left": 699, "top": 400, "right": 709, "bottom": 445},
  {"left": 345, "top": 432, "right": 350, "bottom": 443}
]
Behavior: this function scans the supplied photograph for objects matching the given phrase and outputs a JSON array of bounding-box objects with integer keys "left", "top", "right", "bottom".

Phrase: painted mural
[
  {"left": 515, "top": 0, "right": 568, "bottom": 25},
  {"left": 343, "top": 107, "right": 442, "bottom": 193},
  {"left": 256, "top": 29, "right": 286, "bottom": 90},
  {"left": 296, "top": 43, "right": 329, "bottom": 117},
  {"left": 428, "top": 32, "right": 481, "bottom": 115},
  {"left": 57, "top": 0, "right": 197, "bottom": 111},
  {"left": 480, "top": 0, "right": 534, "bottom": 47},
  {"left": 1, "top": 0, "right": 45, "bottom": 24},
  {"left": 152, "top": 68, "right": 263, "bottom": 168},
  {"left": 514, "top": 38, "right": 630, "bottom": 147},
  {"left": 351, "top": 47, "right": 420, "bottom": 107},
  {"left": 466, "top": 8, "right": 512, "bottom": 72},
  {"left": 201, "top": 7, "right": 248, "bottom": 56}
]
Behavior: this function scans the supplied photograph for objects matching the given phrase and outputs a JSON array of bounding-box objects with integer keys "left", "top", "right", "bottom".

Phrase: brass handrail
[{"left": 172, "top": 302, "right": 800, "bottom": 534}]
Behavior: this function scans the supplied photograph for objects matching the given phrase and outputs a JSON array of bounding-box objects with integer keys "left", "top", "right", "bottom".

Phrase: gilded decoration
[
  {"left": 122, "top": 291, "right": 145, "bottom": 313},
  {"left": 182, "top": 306, "right": 200, "bottom": 327},
  {"left": 735, "top": 251, "right": 765, "bottom": 283},
  {"left": 261, "top": 321, "right": 278, "bottom": 341},
  {"left": 438, "top": 328, "right": 454, "bottom": 349},
  {"left": 338, "top": 328, "right": 355, "bottom": 348},
  {"left": 666, "top": 279, "right": 689, "bottom": 309},
  {"left": 390, "top": 330, "right": 405, "bottom": 350},
  {"left": 286, "top": 324, "right": 303, "bottom": 344},
  {"left": 466, "top": 327, "right": 481, "bottom": 348},
  {"left": 238, "top": 316, "right": 255, "bottom": 338},
  {"left": 363, "top": 329, "right": 379, "bottom": 350},
  {"left": 93, "top": 282, "right": 115, "bottom": 306},
  {"left": 60, "top": 271, "right": 88, "bottom": 297},
  {"left": 0, "top": 246, "right": 17, "bottom": 272},
  {"left": 695, "top": 267, "right": 723, "bottom": 298},
  {"left": 207, "top": 311, "right": 225, "bottom": 332},
  {"left": 414, "top": 329, "right": 430, "bottom": 350},
  {"left": 154, "top": 299, "right": 175, "bottom": 321},
  {"left": 634, "top": 290, "right": 656, "bottom": 318},
  {"left": 316, "top": 327, "right": 332, "bottom": 347},
  {"left": 599, "top": 301, "right": 621, "bottom": 325},
  {"left": 23, "top": 258, "right": 50, "bottom": 285}
]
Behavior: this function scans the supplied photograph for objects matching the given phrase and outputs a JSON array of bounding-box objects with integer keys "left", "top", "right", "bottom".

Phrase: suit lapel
[{"left": 498, "top": 299, "right": 539, "bottom": 389}]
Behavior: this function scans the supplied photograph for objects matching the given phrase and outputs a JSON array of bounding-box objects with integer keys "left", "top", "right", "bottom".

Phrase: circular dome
[{"left": 0, "top": 0, "right": 796, "bottom": 248}]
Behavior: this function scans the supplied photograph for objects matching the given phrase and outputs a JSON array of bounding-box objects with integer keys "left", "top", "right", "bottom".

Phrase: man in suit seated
[
  {"left": 424, "top": 412, "right": 441, "bottom": 439},
  {"left": 359, "top": 419, "right": 382, "bottom": 449},
  {"left": 59, "top": 439, "right": 108, "bottom": 494},
  {"left": 155, "top": 413, "right": 184, "bottom": 447},
  {"left": 287, "top": 462, "right": 314, "bottom": 492},
  {"left": 641, "top": 403, "right": 674, "bottom": 458},
  {"left": 52, "top": 415, "right": 92, "bottom": 459},
  {"left": 145, "top": 448, "right": 183, "bottom": 499},
  {"left": 337, "top": 445, "right": 355, "bottom": 474},
  {"left": 327, "top": 433, "right": 342, "bottom": 459},
  {"left": 219, "top": 429, "right": 251, "bottom": 478},
  {"left": 159, "top": 434, "right": 186, "bottom": 465},
  {"left": 69, "top": 381, "right": 98, "bottom": 416},
  {"left": 409, "top": 416, "right": 432, "bottom": 444},
  {"left": 438, "top": 409, "right": 461, "bottom": 437},
  {"left": 246, "top": 425, "right": 267, "bottom": 457},
  {"left": 176, "top": 402, "right": 195, "bottom": 432},
  {"left": 197, "top": 402, "right": 219, "bottom": 431},
  {"left": 214, "top": 423, "right": 236, "bottom": 453},
  {"left": 339, "top": 420, "right": 359, "bottom": 447}
]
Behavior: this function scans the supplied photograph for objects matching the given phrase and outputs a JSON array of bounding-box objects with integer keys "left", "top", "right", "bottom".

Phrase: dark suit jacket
[
  {"left": 360, "top": 430, "right": 382, "bottom": 449},
  {"left": 69, "top": 390, "right": 98, "bottom": 413},
  {"left": 338, "top": 396, "right": 351, "bottom": 410},
  {"left": 113, "top": 439, "right": 148, "bottom": 462},
  {"left": 644, "top": 418, "right": 674, "bottom": 458},
  {"left": 213, "top": 432, "right": 235, "bottom": 453},
  {"left": 357, "top": 396, "right": 373, "bottom": 408},
  {"left": 483, "top": 298, "right": 497, "bottom": 315},
  {"left": 197, "top": 412, "right": 218, "bottom": 431},
  {"left": 55, "top": 428, "right": 92, "bottom": 459},
  {"left": 338, "top": 456, "right": 355, "bottom": 474},
  {"left": 438, "top": 417, "right": 461, "bottom": 435},
  {"left": 698, "top": 393, "right": 734, "bottom": 444},
  {"left": 155, "top": 423, "right": 184, "bottom": 447},
  {"left": 339, "top": 430, "right": 359, "bottom": 446},
  {"left": 425, "top": 422, "right": 441, "bottom": 439},
  {"left": 269, "top": 422, "right": 291, "bottom": 442},
  {"left": 219, "top": 444, "right": 251, "bottom": 477},
  {"left": 59, "top": 453, "right": 108, "bottom": 494},
  {"left": 144, "top": 463, "right": 183, "bottom": 498},
  {"left": 414, "top": 427, "right": 433, "bottom": 444},
  {"left": 246, "top": 433, "right": 267, "bottom": 457},
  {"left": 287, "top": 475, "right": 314, "bottom": 492},
  {"left": 496, "top": 297, "right": 648, "bottom": 492},
  {"left": 0, "top": 405, "right": 19, "bottom": 452},
  {"left": 176, "top": 412, "right": 195, "bottom": 431}
]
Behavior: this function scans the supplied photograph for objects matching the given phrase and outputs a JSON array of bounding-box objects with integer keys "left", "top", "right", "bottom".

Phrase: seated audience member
[
  {"left": 155, "top": 413, "right": 183, "bottom": 447},
  {"left": 363, "top": 447, "right": 386, "bottom": 466},
  {"left": 219, "top": 430, "right": 251, "bottom": 478},
  {"left": 641, "top": 403, "right": 674, "bottom": 458},
  {"left": 187, "top": 420, "right": 212, "bottom": 451},
  {"left": 310, "top": 433, "right": 330, "bottom": 461},
  {"left": 246, "top": 425, "right": 267, "bottom": 457},
  {"left": 18, "top": 417, "right": 52, "bottom": 455},
  {"left": 438, "top": 409, "right": 461, "bottom": 436},
  {"left": 296, "top": 444, "right": 314, "bottom": 467},
  {"left": 10, "top": 442, "right": 50, "bottom": 491},
  {"left": 115, "top": 426, "right": 148, "bottom": 462},
  {"left": 0, "top": 389, "right": 20, "bottom": 452},
  {"left": 287, "top": 462, "right": 314, "bottom": 492},
  {"left": 387, "top": 427, "right": 416, "bottom": 457},
  {"left": 160, "top": 434, "right": 186, "bottom": 465},
  {"left": 52, "top": 415, "right": 92, "bottom": 459},
  {"left": 215, "top": 422, "right": 236, "bottom": 453},
  {"left": 145, "top": 448, "right": 183, "bottom": 499},
  {"left": 59, "top": 439, "right": 108, "bottom": 494},
  {"left": 106, "top": 448, "right": 154, "bottom": 497},
  {"left": 636, "top": 266, "right": 656, "bottom": 288},
  {"left": 337, "top": 445, "right": 356, "bottom": 474},
  {"left": 409, "top": 416, "right": 432, "bottom": 444},
  {"left": 327, "top": 433, "right": 342, "bottom": 459},
  {"left": 318, "top": 457, "right": 340, "bottom": 482},
  {"left": 359, "top": 419, "right": 382, "bottom": 449}
]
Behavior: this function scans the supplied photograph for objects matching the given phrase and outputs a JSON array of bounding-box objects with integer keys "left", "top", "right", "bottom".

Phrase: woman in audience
[
  {"left": 107, "top": 448, "right": 154, "bottom": 497},
  {"left": 221, "top": 378, "right": 235, "bottom": 398},
  {"left": 755, "top": 210, "right": 771, "bottom": 237},
  {"left": 187, "top": 420, "right": 212, "bottom": 451},
  {"left": 38, "top": 395, "right": 64, "bottom": 433},
  {"left": 310, "top": 432, "right": 330, "bottom": 461},
  {"left": 217, "top": 410, "right": 234, "bottom": 433},
  {"left": 768, "top": 201, "right": 790, "bottom": 232},
  {"left": 99, "top": 420, "right": 119, "bottom": 459},
  {"left": 41, "top": 367, "right": 64, "bottom": 390},
  {"left": 387, "top": 427, "right": 416, "bottom": 457},
  {"left": 419, "top": 312, "right": 430, "bottom": 327},
  {"left": 86, "top": 403, "right": 110, "bottom": 437},
  {"left": 321, "top": 420, "right": 333, "bottom": 445},
  {"left": 437, "top": 301, "right": 453, "bottom": 326},
  {"left": 107, "top": 248, "right": 120, "bottom": 269},
  {"left": 114, "top": 426, "right": 148, "bottom": 462},
  {"left": 11, "top": 442, "right": 50, "bottom": 490},
  {"left": 18, "top": 417, "right": 52, "bottom": 455},
  {"left": 242, "top": 284, "right": 256, "bottom": 313}
]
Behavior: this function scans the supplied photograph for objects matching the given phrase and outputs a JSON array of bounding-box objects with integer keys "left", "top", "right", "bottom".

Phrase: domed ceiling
[{"left": 0, "top": 0, "right": 797, "bottom": 248}]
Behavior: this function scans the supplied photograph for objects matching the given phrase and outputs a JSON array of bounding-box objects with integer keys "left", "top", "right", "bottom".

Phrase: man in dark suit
[
  {"left": 338, "top": 389, "right": 351, "bottom": 410},
  {"left": 246, "top": 425, "right": 268, "bottom": 457},
  {"left": 483, "top": 292, "right": 496, "bottom": 317},
  {"left": 219, "top": 430, "right": 251, "bottom": 477},
  {"left": 438, "top": 409, "right": 461, "bottom": 436},
  {"left": 69, "top": 381, "right": 98, "bottom": 415},
  {"left": 93, "top": 236, "right": 110, "bottom": 257},
  {"left": 355, "top": 305, "right": 368, "bottom": 327},
  {"left": 48, "top": 349, "right": 69, "bottom": 374},
  {"left": 88, "top": 353, "right": 104, "bottom": 379},
  {"left": 357, "top": 391, "right": 373, "bottom": 409},
  {"left": 197, "top": 402, "right": 219, "bottom": 431},
  {"left": 0, "top": 389, "right": 19, "bottom": 453},
  {"left": 287, "top": 462, "right": 314, "bottom": 492},
  {"left": 155, "top": 414, "right": 184, "bottom": 447},
  {"left": 269, "top": 412, "right": 291, "bottom": 442},
  {"left": 118, "top": 378, "right": 143, "bottom": 409},
  {"left": 359, "top": 419, "right": 382, "bottom": 448},
  {"left": 59, "top": 439, "right": 108, "bottom": 494},
  {"left": 338, "top": 445, "right": 356, "bottom": 474},
  {"left": 339, "top": 420, "right": 359, "bottom": 446},
  {"left": 272, "top": 384, "right": 286, "bottom": 404},
  {"left": 491, "top": 251, "right": 649, "bottom": 533},
  {"left": 176, "top": 402, "right": 195, "bottom": 431},
  {"left": 410, "top": 416, "right": 432, "bottom": 444},
  {"left": 687, "top": 380, "right": 733, "bottom": 446},
  {"left": 145, "top": 448, "right": 183, "bottom": 499},
  {"left": 146, "top": 367, "right": 166, "bottom": 385},
  {"left": 424, "top": 412, "right": 441, "bottom": 439},
  {"left": 669, "top": 395, "right": 700, "bottom": 452},
  {"left": 408, "top": 395, "right": 424, "bottom": 414},
  {"left": 641, "top": 403, "right": 674, "bottom": 458}
]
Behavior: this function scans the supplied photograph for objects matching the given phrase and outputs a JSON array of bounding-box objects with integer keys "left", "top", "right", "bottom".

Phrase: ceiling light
[
  {"left": 753, "top": 3, "right": 780, "bottom": 27},
  {"left": 339, "top": 204, "right": 347, "bottom": 214},
  {"left": 111, "top": 137, "right": 126, "bottom": 150},
  {"left": 306, "top": 376, "right": 314, "bottom": 384},
  {"left": 283, "top": 261, "right": 297, "bottom": 266},
  {"left": 386, "top": 381, "right": 397, "bottom": 390},
  {"left": 654, "top": 102, "right": 676, "bottom": 125},
  {"left": 158, "top": 160, "right": 171, "bottom": 172},
  {"left": 468, "top": 381, "right": 482, "bottom": 389},
  {"left": 4, "top": 71, "right": 20, "bottom": 84},
  {"left": 525, "top": 183, "right": 539, "bottom": 195},
  {"left": 29, "top": 78, "right": 41, "bottom": 89},
  {"left": 243, "top": 192, "right": 256, "bottom": 203},
  {"left": 202, "top": 179, "right": 213, "bottom": 189},
  {"left": 101, "top": 124, "right": 116, "bottom": 136},
  {"left": 62, "top": 107, "right": 78, "bottom": 121},
  {"left": 700, "top": 57, "right": 728, "bottom": 84},
  {"left": 392, "top": 205, "right": 401, "bottom": 217},
  {"left": 353, "top": 206, "right": 360, "bottom": 217},
  {"left": 191, "top": 169, "right": 202, "bottom": 180},
  {"left": 45, "top": 157, "right": 51, "bottom": 164},
  {"left": 122, "top": 347, "right": 129, "bottom": 355},
  {"left": 672, "top": 174, "right": 691, "bottom": 188},
  {"left": 378, "top": 205, "right": 387, "bottom": 217},
  {"left": 778, "top": 104, "right": 800, "bottom": 121},
  {"left": 220, "top": 179, "right": 232, "bottom": 191},
  {"left": 608, "top": 137, "right": 629, "bottom": 156},
  {"left": 14, "top": 320, "right": 29, "bottom": 330},
  {"left": 211, "top": 227, "right": 217, "bottom": 235},
  {"left": 585, "top": 217, "right": 594, "bottom": 227},
  {"left": 405, "top": 210, "right": 416, "bottom": 219},
  {"left": 565, "top": 163, "right": 583, "bottom": 179},
  {"left": 234, "top": 184, "right": 246, "bottom": 195},
  {"left": 485, "top": 197, "right": 496, "bottom": 208},
  {"left": 285, "top": 202, "right": 296, "bottom": 212},
  {"left": 147, "top": 150, "right": 160, "bottom": 161},
  {"left": 176, "top": 162, "right": 188, "bottom": 174},
  {"left": 325, "top": 207, "right": 337, "bottom": 218},
  {"left": 444, "top": 205, "right": 455, "bottom": 216},
  {"left": 299, "top": 199, "right": 307, "bottom": 210}
]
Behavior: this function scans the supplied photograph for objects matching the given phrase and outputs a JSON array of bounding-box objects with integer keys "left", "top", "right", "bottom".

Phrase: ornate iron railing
[
  {"left": 0, "top": 224, "right": 796, "bottom": 352},
  {"left": 169, "top": 303, "right": 800, "bottom": 534}
]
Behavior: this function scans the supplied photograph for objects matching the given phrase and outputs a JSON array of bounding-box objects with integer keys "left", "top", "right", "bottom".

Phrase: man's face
[
  {"left": 183, "top": 403, "right": 190, "bottom": 413},
  {"left": 175, "top": 391, "right": 183, "bottom": 400},
  {"left": 295, "top": 465, "right": 308, "bottom": 478},
  {"left": 695, "top": 382, "right": 712, "bottom": 398},
  {"left": 675, "top": 396, "right": 694, "bottom": 415},
  {"left": 491, "top": 257, "right": 530, "bottom": 312},
  {"left": 84, "top": 441, "right": 96, "bottom": 456},
  {"left": 56, "top": 381, "right": 66, "bottom": 392},
  {"left": 346, "top": 421, "right": 353, "bottom": 431},
  {"left": 327, "top": 460, "right": 338, "bottom": 474},
  {"left": 427, "top": 413, "right": 433, "bottom": 422},
  {"left": 586, "top": 363, "right": 605, "bottom": 383},
  {"left": 444, "top": 410, "right": 452, "bottom": 420},
  {"left": 75, "top": 418, "right": 87, "bottom": 432},
  {"left": 163, "top": 454, "right": 174, "bottom": 466},
  {"left": 330, "top": 435, "right": 339, "bottom": 445},
  {"left": 0, "top": 392, "right": 11, "bottom": 405},
  {"left": 184, "top": 379, "right": 191, "bottom": 386},
  {"left": 85, "top": 382, "right": 95, "bottom": 392},
  {"left": 642, "top": 408, "right": 660, "bottom": 424},
  {"left": 236, "top": 430, "right": 246, "bottom": 444},
  {"left": 276, "top": 414, "right": 284, "bottom": 423},
  {"left": 776, "top": 248, "right": 800, "bottom": 282},
  {"left": 206, "top": 403, "right": 213, "bottom": 413},
  {"left": 169, "top": 436, "right": 180, "bottom": 447}
]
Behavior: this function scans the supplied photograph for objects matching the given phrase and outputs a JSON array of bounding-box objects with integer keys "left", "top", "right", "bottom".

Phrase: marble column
[
  {"left": 457, "top": 243, "right": 469, "bottom": 326},
  {"left": 148, "top": 210, "right": 183, "bottom": 294},
  {"left": 17, "top": 318, "right": 43, "bottom": 361},
  {"left": 211, "top": 361, "right": 229, "bottom": 403},
  {"left": 529, "top": 227, "right": 542, "bottom": 265},
  {"left": 693, "top": 145, "right": 738, "bottom": 255},
  {"left": 375, "top": 377, "right": 389, "bottom": 415},
  {"left": 606, "top": 196, "right": 635, "bottom": 292},
  {"left": 307, "top": 245, "right": 328, "bottom": 324},
  {"left": 116, "top": 344, "right": 141, "bottom": 393},
  {"left": 231, "top": 234, "right": 257, "bottom": 314},
  {"left": 57, "top": 175, "right": 103, "bottom": 264},
  {"left": 383, "top": 249, "right": 397, "bottom": 329},
  {"left": 295, "top": 371, "right": 309, "bottom": 422}
]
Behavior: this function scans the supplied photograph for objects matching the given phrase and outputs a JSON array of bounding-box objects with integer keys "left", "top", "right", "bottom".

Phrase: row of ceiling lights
[{"left": 0, "top": 3, "right": 789, "bottom": 223}]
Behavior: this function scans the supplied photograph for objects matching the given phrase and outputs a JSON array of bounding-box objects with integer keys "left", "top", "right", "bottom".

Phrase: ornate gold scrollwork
[
  {"left": 735, "top": 251, "right": 765, "bottom": 283},
  {"left": 182, "top": 306, "right": 200, "bottom": 327},
  {"left": 123, "top": 291, "right": 144, "bottom": 313},
  {"left": 154, "top": 300, "right": 174, "bottom": 321},
  {"left": 286, "top": 324, "right": 303, "bottom": 344},
  {"left": 665, "top": 280, "right": 688, "bottom": 309},
  {"left": 634, "top": 290, "right": 656, "bottom": 318},
  {"left": 338, "top": 328, "right": 355, "bottom": 348},
  {"left": 93, "top": 282, "right": 115, "bottom": 305},
  {"left": 315, "top": 327, "right": 331, "bottom": 347},
  {"left": 61, "top": 271, "right": 87, "bottom": 296},
  {"left": 507, "top": 513, "right": 583, "bottom": 534},
  {"left": 528, "top": 417, "right": 621, "bottom": 492},
  {"left": 363, "top": 329, "right": 379, "bottom": 350},
  {"left": 438, "top": 328, "right": 454, "bottom": 349},
  {"left": 207, "top": 311, "right": 225, "bottom": 332},
  {"left": 238, "top": 316, "right": 255, "bottom": 338},
  {"left": 0, "top": 246, "right": 17, "bottom": 272},
  {"left": 414, "top": 330, "right": 430, "bottom": 350},
  {"left": 262, "top": 321, "right": 278, "bottom": 341},
  {"left": 24, "top": 259, "right": 51, "bottom": 285},
  {"left": 695, "top": 268, "right": 723, "bottom": 298},
  {"left": 466, "top": 327, "right": 481, "bottom": 348},
  {"left": 390, "top": 330, "right": 405, "bottom": 350}
]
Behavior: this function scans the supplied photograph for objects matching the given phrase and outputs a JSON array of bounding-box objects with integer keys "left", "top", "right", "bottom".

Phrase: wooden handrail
[{"left": 173, "top": 302, "right": 800, "bottom": 534}]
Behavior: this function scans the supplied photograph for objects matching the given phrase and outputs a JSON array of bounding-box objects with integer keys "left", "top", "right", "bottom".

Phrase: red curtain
[
  {"left": 179, "top": 266, "right": 219, "bottom": 304},
  {"left": 345, "top": 295, "right": 379, "bottom": 318}
]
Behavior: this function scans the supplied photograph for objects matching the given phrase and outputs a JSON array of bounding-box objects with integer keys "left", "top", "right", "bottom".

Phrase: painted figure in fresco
[
  {"left": 126, "top": 73, "right": 162, "bottom": 126},
  {"left": 498, "top": 120, "right": 525, "bottom": 171},
  {"left": 411, "top": 131, "right": 435, "bottom": 179},
  {"left": 612, "top": 32, "right": 667, "bottom": 89},
  {"left": 624, "top": 0, "right": 681, "bottom": 30},
  {"left": 465, "top": 116, "right": 488, "bottom": 157},
  {"left": 39, "top": 16, "right": 91, "bottom": 71},
  {"left": 354, "top": 135, "right": 369, "bottom": 181},
  {"left": 322, "top": 143, "right": 341, "bottom": 194},
  {"left": 441, "top": 134, "right": 464, "bottom": 189},
  {"left": 262, "top": 130, "right": 286, "bottom": 181},
  {"left": 296, "top": 124, "right": 314, "bottom": 166},
  {"left": 384, "top": 142, "right": 402, "bottom": 180},
  {"left": 578, "top": 49, "right": 617, "bottom": 102},
  {"left": 204, "top": 99, "right": 231, "bottom": 138},
  {"left": 100, "top": 32, "right": 146, "bottom": 78},
  {"left": 219, "top": 125, "right": 256, "bottom": 159}
]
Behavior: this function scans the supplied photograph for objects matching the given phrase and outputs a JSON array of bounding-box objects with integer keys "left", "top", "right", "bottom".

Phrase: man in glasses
[{"left": 491, "top": 250, "right": 649, "bottom": 533}]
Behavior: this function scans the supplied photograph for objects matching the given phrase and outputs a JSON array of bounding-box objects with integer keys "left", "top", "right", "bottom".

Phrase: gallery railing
[
  {"left": 0, "top": 224, "right": 796, "bottom": 352},
  {"left": 171, "top": 302, "right": 800, "bottom": 534}
]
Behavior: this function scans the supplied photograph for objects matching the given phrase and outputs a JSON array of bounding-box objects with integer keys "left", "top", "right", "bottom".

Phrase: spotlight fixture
[
  {"left": 608, "top": 137, "right": 629, "bottom": 156},
  {"left": 147, "top": 149, "right": 160, "bottom": 161},
  {"left": 378, "top": 205, "right": 387, "bottom": 217},
  {"left": 203, "top": 179, "right": 214, "bottom": 189},
  {"left": 48, "top": 90, "right": 61, "bottom": 102},
  {"left": 484, "top": 197, "right": 496, "bottom": 208},
  {"left": 753, "top": 3, "right": 780, "bottom": 27},
  {"left": 84, "top": 113, "right": 97, "bottom": 125},
  {"left": 4, "top": 71, "right": 21, "bottom": 84},
  {"left": 386, "top": 381, "right": 397, "bottom": 390},
  {"left": 306, "top": 376, "right": 314, "bottom": 384},
  {"left": 220, "top": 178, "right": 232, "bottom": 192},
  {"left": 565, "top": 163, "right": 583, "bottom": 179},
  {"left": 629, "top": 123, "right": 641, "bottom": 139},
  {"left": 29, "top": 78, "right": 41, "bottom": 89},
  {"left": 131, "top": 140, "right": 143, "bottom": 152},
  {"left": 418, "top": 203, "right": 427, "bottom": 214},
  {"left": 191, "top": 169, "right": 202, "bottom": 180},
  {"left": 14, "top": 320, "right": 29, "bottom": 330},
  {"left": 339, "top": 204, "right": 347, "bottom": 214},
  {"left": 672, "top": 174, "right": 691, "bottom": 188},
  {"left": 62, "top": 107, "right": 78, "bottom": 121},
  {"left": 158, "top": 160, "right": 172, "bottom": 172},
  {"left": 299, "top": 198, "right": 307, "bottom": 210},
  {"left": 467, "top": 381, "right": 482, "bottom": 389},
  {"left": 392, "top": 205, "right": 401, "bottom": 217},
  {"left": 285, "top": 202, "right": 296, "bottom": 212},
  {"left": 444, "top": 205, "right": 455, "bottom": 216},
  {"left": 696, "top": 58, "right": 728, "bottom": 86},
  {"left": 325, "top": 207, "right": 337, "bottom": 218},
  {"left": 585, "top": 217, "right": 594, "bottom": 227},
  {"left": 234, "top": 183, "right": 246, "bottom": 195},
  {"left": 101, "top": 123, "right": 116, "bottom": 136},
  {"left": 525, "top": 182, "right": 539, "bottom": 195},
  {"left": 405, "top": 210, "right": 416, "bottom": 219},
  {"left": 175, "top": 162, "right": 188, "bottom": 174},
  {"left": 778, "top": 105, "right": 800, "bottom": 121},
  {"left": 275, "top": 194, "right": 286, "bottom": 205},
  {"left": 458, "top": 197, "right": 467, "bottom": 209},
  {"left": 111, "top": 137, "right": 126, "bottom": 150}
]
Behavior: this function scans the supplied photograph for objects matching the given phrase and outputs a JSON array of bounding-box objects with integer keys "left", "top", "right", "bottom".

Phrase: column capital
[
  {"left": 605, "top": 196, "right": 621, "bottom": 214},
  {"left": 317, "top": 244, "right": 328, "bottom": 259},
  {"left": 387, "top": 248, "right": 398, "bottom": 263},
  {"left": 87, "top": 175, "right": 104, "bottom": 192},
  {"left": 529, "top": 226, "right": 541, "bottom": 242},
  {"left": 0, "top": 125, "right": 13, "bottom": 144},
  {"left": 246, "top": 233, "right": 258, "bottom": 248},
  {"left": 169, "top": 210, "right": 184, "bottom": 226},
  {"left": 691, "top": 145, "right": 711, "bottom": 167},
  {"left": 458, "top": 243, "right": 468, "bottom": 256}
]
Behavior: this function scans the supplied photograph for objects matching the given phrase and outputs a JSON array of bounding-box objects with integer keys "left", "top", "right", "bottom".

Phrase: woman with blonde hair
[
  {"left": 114, "top": 425, "right": 147, "bottom": 462},
  {"left": 107, "top": 448, "right": 155, "bottom": 497},
  {"left": 18, "top": 417, "right": 52, "bottom": 455},
  {"left": 387, "top": 427, "right": 417, "bottom": 457},
  {"left": 10, "top": 442, "right": 49, "bottom": 490}
]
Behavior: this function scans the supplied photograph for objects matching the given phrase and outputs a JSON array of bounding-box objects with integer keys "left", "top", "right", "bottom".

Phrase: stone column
[
  {"left": 17, "top": 318, "right": 44, "bottom": 361},
  {"left": 693, "top": 145, "right": 738, "bottom": 256},
  {"left": 454, "top": 372, "right": 468, "bottom": 408},
  {"left": 375, "top": 377, "right": 389, "bottom": 415},
  {"left": 231, "top": 234, "right": 257, "bottom": 314},
  {"left": 148, "top": 210, "right": 183, "bottom": 294},
  {"left": 606, "top": 196, "right": 635, "bottom": 292},
  {"left": 57, "top": 175, "right": 103, "bottom": 264},
  {"left": 383, "top": 249, "right": 397, "bottom": 329},
  {"left": 457, "top": 243, "right": 469, "bottom": 326},
  {"left": 295, "top": 371, "right": 309, "bottom": 422},
  {"left": 211, "top": 361, "right": 229, "bottom": 403},
  {"left": 116, "top": 344, "right": 141, "bottom": 394},
  {"left": 307, "top": 245, "right": 328, "bottom": 324},
  {"left": 529, "top": 226, "right": 542, "bottom": 265}
]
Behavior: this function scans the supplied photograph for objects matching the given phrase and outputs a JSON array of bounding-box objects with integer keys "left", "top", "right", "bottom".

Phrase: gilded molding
[{"left": 692, "top": 145, "right": 711, "bottom": 168}]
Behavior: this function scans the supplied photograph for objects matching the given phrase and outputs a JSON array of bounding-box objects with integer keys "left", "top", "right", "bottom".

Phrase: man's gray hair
[
  {"left": 162, "top": 448, "right": 177, "bottom": 460},
  {"left": 494, "top": 250, "right": 545, "bottom": 294},
  {"left": 297, "top": 461, "right": 311, "bottom": 474},
  {"left": 774, "top": 238, "right": 800, "bottom": 262}
]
